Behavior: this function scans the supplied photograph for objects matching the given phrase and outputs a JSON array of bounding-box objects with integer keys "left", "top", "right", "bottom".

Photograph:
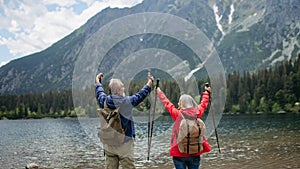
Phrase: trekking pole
[
  {"left": 210, "top": 99, "right": 221, "bottom": 153},
  {"left": 147, "top": 102, "right": 151, "bottom": 160},
  {"left": 147, "top": 72, "right": 152, "bottom": 160},
  {"left": 147, "top": 78, "right": 160, "bottom": 160},
  {"left": 205, "top": 82, "right": 221, "bottom": 153}
]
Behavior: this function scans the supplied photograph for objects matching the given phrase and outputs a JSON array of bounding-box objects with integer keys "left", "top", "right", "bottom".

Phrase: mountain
[
  {"left": 0, "top": 0, "right": 299, "bottom": 95},
  {"left": 217, "top": 0, "right": 300, "bottom": 72}
]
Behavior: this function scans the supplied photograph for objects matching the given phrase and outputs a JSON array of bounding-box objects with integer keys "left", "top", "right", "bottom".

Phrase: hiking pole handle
[
  {"left": 204, "top": 82, "right": 211, "bottom": 94},
  {"left": 155, "top": 79, "right": 160, "bottom": 89}
]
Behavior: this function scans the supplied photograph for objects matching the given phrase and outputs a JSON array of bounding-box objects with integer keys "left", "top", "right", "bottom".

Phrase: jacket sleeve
[
  {"left": 157, "top": 91, "right": 180, "bottom": 121},
  {"left": 197, "top": 92, "right": 210, "bottom": 118},
  {"left": 95, "top": 82, "right": 107, "bottom": 108},
  {"left": 200, "top": 136, "right": 211, "bottom": 154},
  {"left": 129, "top": 85, "right": 151, "bottom": 107}
]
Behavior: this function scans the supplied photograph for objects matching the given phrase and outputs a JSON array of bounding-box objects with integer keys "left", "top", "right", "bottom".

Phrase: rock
[{"left": 25, "top": 163, "right": 39, "bottom": 169}]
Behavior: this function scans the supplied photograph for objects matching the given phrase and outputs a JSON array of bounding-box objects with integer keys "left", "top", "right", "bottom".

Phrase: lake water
[{"left": 1, "top": 114, "right": 299, "bottom": 169}]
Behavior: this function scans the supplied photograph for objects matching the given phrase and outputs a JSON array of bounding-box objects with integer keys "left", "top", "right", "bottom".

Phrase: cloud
[
  {"left": 0, "top": 0, "right": 143, "bottom": 60},
  {"left": 43, "top": 0, "right": 77, "bottom": 7}
]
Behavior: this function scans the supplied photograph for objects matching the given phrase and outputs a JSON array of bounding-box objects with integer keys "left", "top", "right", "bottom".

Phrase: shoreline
[{"left": 1, "top": 111, "right": 300, "bottom": 120}]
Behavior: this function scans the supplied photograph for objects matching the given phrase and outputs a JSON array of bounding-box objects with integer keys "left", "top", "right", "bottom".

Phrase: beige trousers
[{"left": 104, "top": 139, "right": 135, "bottom": 169}]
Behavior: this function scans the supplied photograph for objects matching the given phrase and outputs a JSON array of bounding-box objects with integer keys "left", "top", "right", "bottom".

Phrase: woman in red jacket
[{"left": 156, "top": 86, "right": 211, "bottom": 169}]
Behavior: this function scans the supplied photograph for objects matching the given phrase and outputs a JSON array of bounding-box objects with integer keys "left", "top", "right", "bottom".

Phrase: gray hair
[
  {"left": 108, "top": 79, "right": 123, "bottom": 94},
  {"left": 179, "top": 94, "right": 198, "bottom": 109}
]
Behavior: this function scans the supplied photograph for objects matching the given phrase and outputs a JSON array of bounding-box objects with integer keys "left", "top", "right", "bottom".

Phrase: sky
[{"left": 0, "top": 0, "right": 143, "bottom": 67}]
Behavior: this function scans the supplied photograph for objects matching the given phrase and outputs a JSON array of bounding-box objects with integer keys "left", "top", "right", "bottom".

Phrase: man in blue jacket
[{"left": 95, "top": 72, "right": 153, "bottom": 169}]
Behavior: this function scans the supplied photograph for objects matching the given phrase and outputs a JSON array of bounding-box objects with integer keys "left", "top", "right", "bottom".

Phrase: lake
[{"left": 0, "top": 114, "right": 299, "bottom": 169}]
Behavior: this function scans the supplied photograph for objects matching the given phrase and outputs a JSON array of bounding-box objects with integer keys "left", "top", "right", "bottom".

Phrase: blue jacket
[{"left": 95, "top": 82, "right": 151, "bottom": 140}]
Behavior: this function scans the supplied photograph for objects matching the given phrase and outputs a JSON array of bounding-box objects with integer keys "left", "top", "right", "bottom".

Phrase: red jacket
[{"left": 157, "top": 91, "right": 211, "bottom": 157}]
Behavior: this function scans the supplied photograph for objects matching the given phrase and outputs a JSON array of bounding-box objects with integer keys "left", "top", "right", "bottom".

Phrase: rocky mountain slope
[{"left": 0, "top": 0, "right": 299, "bottom": 95}]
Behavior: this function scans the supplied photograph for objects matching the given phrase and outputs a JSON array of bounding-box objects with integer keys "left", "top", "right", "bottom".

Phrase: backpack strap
[
  {"left": 106, "top": 111, "right": 117, "bottom": 122},
  {"left": 186, "top": 118, "right": 190, "bottom": 154},
  {"left": 181, "top": 113, "right": 192, "bottom": 154},
  {"left": 197, "top": 120, "right": 201, "bottom": 152},
  {"left": 104, "top": 100, "right": 108, "bottom": 108},
  {"left": 103, "top": 101, "right": 115, "bottom": 122}
]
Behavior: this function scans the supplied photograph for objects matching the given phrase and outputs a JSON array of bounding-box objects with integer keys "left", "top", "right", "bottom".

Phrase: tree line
[
  {"left": 0, "top": 90, "right": 75, "bottom": 119},
  {"left": 0, "top": 54, "right": 299, "bottom": 119},
  {"left": 225, "top": 54, "right": 300, "bottom": 113}
]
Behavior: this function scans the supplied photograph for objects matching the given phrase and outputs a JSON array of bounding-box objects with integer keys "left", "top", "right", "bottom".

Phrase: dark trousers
[{"left": 172, "top": 156, "right": 201, "bottom": 169}]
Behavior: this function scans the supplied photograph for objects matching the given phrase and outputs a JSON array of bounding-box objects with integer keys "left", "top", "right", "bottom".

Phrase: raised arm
[
  {"left": 197, "top": 86, "right": 211, "bottom": 118},
  {"left": 129, "top": 72, "right": 154, "bottom": 106},
  {"left": 95, "top": 73, "right": 106, "bottom": 108},
  {"left": 157, "top": 87, "right": 180, "bottom": 121}
]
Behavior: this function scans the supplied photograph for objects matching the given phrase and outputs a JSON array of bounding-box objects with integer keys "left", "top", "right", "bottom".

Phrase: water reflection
[{"left": 0, "top": 114, "right": 299, "bottom": 168}]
